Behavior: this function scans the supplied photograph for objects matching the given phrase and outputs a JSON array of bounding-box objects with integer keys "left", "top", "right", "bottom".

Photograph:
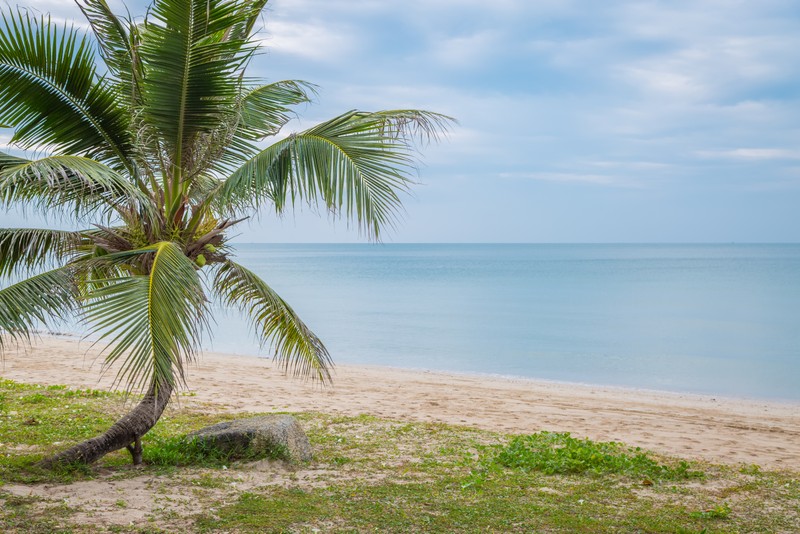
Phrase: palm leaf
[
  {"left": 83, "top": 242, "right": 208, "bottom": 393},
  {"left": 214, "top": 80, "right": 316, "bottom": 173},
  {"left": 0, "top": 150, "right": 27, "bottom": 171},
  {"left": 216, "top": 109, "right": 454, "bottom": 239},
  {"left": 0, "top": 9, "right": 131, "bottom": 170},
  {"left": 228, "top": 0, "right": 270, "bottom": 40},
  {"left": 238, "top": 81, "right": 316, "bottom": 141},
  {"left": 213, "top": 260, "right": 332, "bottom": 382},
  {"left": 76, "top": 0, "right": 143, "bottom": 107},
  {"left": 0, "top": 228, "right": 84, "bottom": 277},
  {"left": 0, "top": 266, "right": 79, "bottom": 349},
  {"left": 0, "top": 154, "right": 150, "bottom": 219},
  {"left": 140, "top": 0, "right": 257, "bottom": 191}
]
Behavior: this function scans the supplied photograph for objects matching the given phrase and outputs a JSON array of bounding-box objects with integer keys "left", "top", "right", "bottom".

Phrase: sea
[{"left": 205, "top": 243, "right": 800, "bottom": 402}]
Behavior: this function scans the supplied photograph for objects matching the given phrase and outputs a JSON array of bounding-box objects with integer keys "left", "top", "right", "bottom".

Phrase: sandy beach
[{"left": 3, "top": 335, "right": 799, "bottom": 471}]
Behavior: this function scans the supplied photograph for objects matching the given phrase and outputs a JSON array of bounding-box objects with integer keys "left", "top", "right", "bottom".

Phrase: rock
[{"left": 187, "top": 415, "right": 312, "bottom": 462}]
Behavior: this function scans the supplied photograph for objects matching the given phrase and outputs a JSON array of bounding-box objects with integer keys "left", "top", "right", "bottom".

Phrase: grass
[
  {"left": 494, "top": 431, "right": 702, "bottom": 479},
  {"left": 1, "top": 378, "right": 799, "bottom": 532},
  {"left": 142, "top": 434, "right": 291, "bottom": 467}
]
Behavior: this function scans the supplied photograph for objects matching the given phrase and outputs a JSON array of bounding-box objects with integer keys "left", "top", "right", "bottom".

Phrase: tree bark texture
[{"left": 39, "top": 380, "right": 173, "bottom": 468}]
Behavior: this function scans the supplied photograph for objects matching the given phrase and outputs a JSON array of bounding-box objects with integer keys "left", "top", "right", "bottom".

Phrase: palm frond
[
  {"left": 216, "top": 109, "right": 454, "bottom": 239},
  {"left": 213, "top": 260, "right": 332, "bottom": 382},
  {"left": 83, "top": 241, "right": 208, "bottom": 393},
  {"left": 0, "top": 265, "right": 79, "bottom": 349},
  {"left": 0, "top": 150, "right": 27, "bottom": 171},
  {"left": 229, "top": 0, "right": 270, "bottom": 40},
  {"left": 238, "top": 81, "right": 316, "bottom": 141},
  {"left": 76, "top": 0, "right": 142, "bottom": 102},
  {"left": 0, "top": 9, "right": 132, "bottom": 170},
  {"left": 0, "top": 228, "right": 84, "bottom": 277},
  {"left": 186, "top": 173, "right": 223, "bottom": 204},
  {"left": 140, "top": 0, "right": 258, "bottom": 188},
  {"left": 0, "top": 154, "right": 150, "bottom": 219},
  {"left": 214, "top": 80, "right": 316, "bottom": 173}
]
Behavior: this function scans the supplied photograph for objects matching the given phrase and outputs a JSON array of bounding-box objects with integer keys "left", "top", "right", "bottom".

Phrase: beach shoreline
[{"left": 3, "top": 334, "right": 799, "bottom": 470}]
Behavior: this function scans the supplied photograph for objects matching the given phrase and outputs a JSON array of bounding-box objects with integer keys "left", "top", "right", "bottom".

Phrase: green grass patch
[
  {"left": 1, "top": 379, "right": 798, "bottom": 533},
  {"left": 142, "top": 434, "right": 290, "bottom": 467},
  {"left": 490, "top": 431, "right": 703, "bottom": 480},
  {"left": 690, "top": 502, "right": 732, "bottom": 520},
  {"left": 0, "top": 378, "right": 239, "bottom": 483}
]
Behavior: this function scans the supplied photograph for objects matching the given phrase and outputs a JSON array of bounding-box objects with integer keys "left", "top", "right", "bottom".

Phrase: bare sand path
[{"left": 3, "top": 335, "right": 799, "bottom": 470}]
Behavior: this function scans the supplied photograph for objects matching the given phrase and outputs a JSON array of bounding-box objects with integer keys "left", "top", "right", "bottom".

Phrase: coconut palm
[{"left": 0, "top": 0, "right": 451, "bottom": 467}]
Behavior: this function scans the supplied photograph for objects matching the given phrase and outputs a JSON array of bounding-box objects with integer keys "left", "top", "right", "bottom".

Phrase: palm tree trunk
[{"left": 39, "top": 380, "right": 173, "bottom": 468}]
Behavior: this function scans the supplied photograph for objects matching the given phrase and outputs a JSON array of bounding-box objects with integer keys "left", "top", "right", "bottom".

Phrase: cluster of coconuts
[{"left": 195, "top": 244, "right": 217, "bottom": 267}]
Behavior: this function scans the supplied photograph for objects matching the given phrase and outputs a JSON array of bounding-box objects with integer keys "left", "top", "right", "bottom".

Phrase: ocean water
[{"left": 208, "top": 243, "right": 800, "bottom": 401}]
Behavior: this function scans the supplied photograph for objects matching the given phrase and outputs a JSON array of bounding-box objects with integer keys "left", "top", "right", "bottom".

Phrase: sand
[{"left": 3, "top": 335, "right": 799, "bottom": 470}]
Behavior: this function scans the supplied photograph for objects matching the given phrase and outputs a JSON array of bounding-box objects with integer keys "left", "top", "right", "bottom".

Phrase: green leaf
[
  {"left": 217, "top": 109, "right": 454, "bottom": 239},
  {"left": 140, "top": 0, "right": 257, "bottom": 184},
  {"left": 238, "top": 80, "right": 316, "bottom": 140},
  {"left": 83, "top": 242, "right": 208, "bottom": 393},
  {"left": 0, "top": 0, "right": 451, "bottom": 402},
  {"left": 0, "top": 9, "right": 131, "bottom": 169},
  {"left": 0, "top": 266, "right": 79, "bottom": 349},
  {"left": 0, "top": 154, "right": 148, "bottom": 219},
  {"left": 213, "top": 260, "right": 332, "bottom": 382},
  {"left": 75, "top": 0, "right": 144, "bottom": 114},
  {"left": 0, "top": 228, "right": 84, "bottom": 277},
  {"left": 214, "top": 80, "right": 317, "bottom": 173},
  {"left": 230, "top": 0, "right": 270, "bottom": 40}
]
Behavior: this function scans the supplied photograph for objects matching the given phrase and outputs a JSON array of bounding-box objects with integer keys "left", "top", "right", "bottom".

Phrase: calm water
[{"left": 206, "top": 244, "right": 800, "bottom": 401}]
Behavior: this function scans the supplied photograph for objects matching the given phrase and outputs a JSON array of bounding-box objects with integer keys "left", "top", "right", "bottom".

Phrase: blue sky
[{"left": 3, "top": 0, "right": 799, "bottom": 243}]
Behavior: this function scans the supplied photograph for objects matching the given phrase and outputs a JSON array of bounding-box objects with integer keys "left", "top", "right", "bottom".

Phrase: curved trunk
[{"left": 39, "top": 381, "right": 173, "bottom": 468}]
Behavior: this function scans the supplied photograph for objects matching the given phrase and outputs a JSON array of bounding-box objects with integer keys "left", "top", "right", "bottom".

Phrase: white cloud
[
  {"left": 4, "top": 0, "right": 799, "bottom": 241},
  {"left": 501, "top": 172, "right": 642, "bottom": 188},
  {"left": 260, "top": 20, "right": 356, "bottom": 61},
  {"left": 696, "top": 149, "right": 800, "bottom": 161},
  {"left": 589, "top": 161, "right": 674, "bottom": 171},
  {"left": 610, "top": 0, "right": 800, "bottom": 105},
  {"left": 619, "top": 34, "right": 798, "bottom": 103},
  {"left": 622, "top": 64, "right": 705, "bottom": 100},
  {"left": 431, "top": 31, "right": 500, "bottom": 69}
]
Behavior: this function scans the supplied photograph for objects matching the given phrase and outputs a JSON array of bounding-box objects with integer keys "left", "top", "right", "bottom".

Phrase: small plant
[
  {"left": 141, "top": 436, "right": 234, "bottom": 467},
  {"left": 740, "top": 463, "right": 761, "bottom": 475},
  {"left": 19, "top": 393, "right": 49, "bottom": 405},
  {"left": 142, "top": 435, "right": 290, "bottom": 467},
  {"left": 478, "top": 431, "right": 703, "bottom": 482},
  {"left": 690, "top": 503, "right": 731, "bottom": 520},
  {"left": 192, "top": 473, "right": 232, "bottom": 489}
]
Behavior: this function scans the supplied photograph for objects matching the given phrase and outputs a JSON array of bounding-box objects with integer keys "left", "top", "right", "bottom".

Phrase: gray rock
[{"left": 187, "top": 415, "right": 312, "bottom": 462}]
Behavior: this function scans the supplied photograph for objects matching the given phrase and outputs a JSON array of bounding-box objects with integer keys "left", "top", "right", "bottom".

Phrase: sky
[{"left": 2, "top": 0, "right": 799, "bottom": 243}]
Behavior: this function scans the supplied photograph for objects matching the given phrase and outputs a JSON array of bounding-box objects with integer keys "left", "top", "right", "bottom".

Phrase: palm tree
[{"left": 0, "top": 0, "right": 451, "bottom": 467}]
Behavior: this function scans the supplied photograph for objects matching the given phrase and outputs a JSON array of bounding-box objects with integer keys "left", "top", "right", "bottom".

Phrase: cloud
[
  {"left": 622, "top": 65, "right": 704, "bottom": 100},
  {"left": 501, "top": 172, "right": 643, "bottom": 188},
  {"left": 618, "top": 36, "right": 799, "bottom": 104},
  {"left": 259, "top": 20, "right": 356, "bottom": 61},
  {"left": 589, "top": 161, "right": 674, "bottom": 171},
  {"left": 5, "top": 0, "right": 800, "bottom": 241},
  {"left": 696, "top": 149, "right": 800, "bottom": 161},
  {"left": 611, "top": 1, "right": 800, "bottom": 104},
  {"left": 430, "top": 31, "right": 501, "bottom": 69}
]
